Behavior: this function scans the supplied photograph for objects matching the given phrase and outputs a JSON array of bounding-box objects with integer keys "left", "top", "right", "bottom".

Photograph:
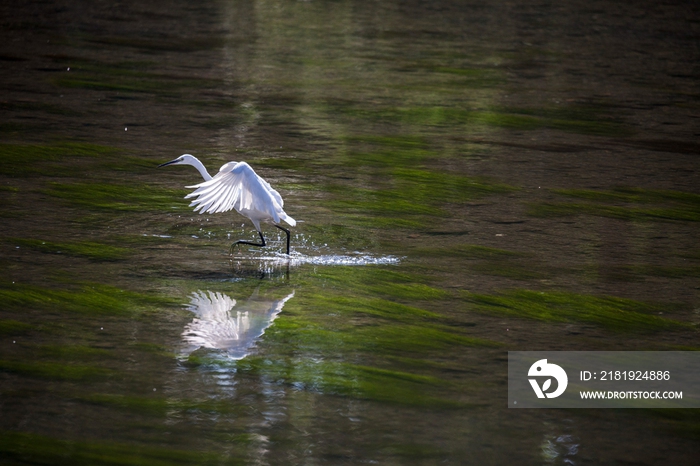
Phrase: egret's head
[{"left": 158, "top": 154, "right": 197, "bottom": 168}]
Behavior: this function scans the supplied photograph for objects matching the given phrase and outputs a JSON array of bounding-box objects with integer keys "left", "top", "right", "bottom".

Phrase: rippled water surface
[{"left": 1, "top": 0, "right": 699, "bottom": 464}]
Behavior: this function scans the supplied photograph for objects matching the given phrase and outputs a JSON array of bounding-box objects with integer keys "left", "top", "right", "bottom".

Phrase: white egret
[{"left": 159, "top": 154, "right": 296, "bottom": 255}]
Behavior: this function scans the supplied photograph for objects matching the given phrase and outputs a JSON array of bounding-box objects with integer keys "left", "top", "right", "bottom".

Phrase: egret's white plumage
[
  {"left": 186, "top": 161, "right": 296, "bottom": 231},
  {"left": 159, "top": 154, "right": 296, "bottom": 254}
]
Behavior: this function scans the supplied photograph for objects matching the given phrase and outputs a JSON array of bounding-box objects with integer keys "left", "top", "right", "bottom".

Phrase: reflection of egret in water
[
  {"left": 540, "top": 423, "right": 579, "bottom": 465},
  {"left": 180, "top": 289, "right": 294, "bottom": 360}
]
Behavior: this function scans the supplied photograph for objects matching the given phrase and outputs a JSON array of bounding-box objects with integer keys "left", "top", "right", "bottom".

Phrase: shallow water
[{"left": 1, "top": 0, "right": 699, "bottom": 464}]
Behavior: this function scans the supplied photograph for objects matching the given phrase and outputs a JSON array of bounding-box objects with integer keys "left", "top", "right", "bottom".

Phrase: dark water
[{"left": 1, "top": 0, "right": 699, "bottom": 464}]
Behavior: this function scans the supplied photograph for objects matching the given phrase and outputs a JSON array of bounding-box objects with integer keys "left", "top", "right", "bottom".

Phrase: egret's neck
[{"left": 188, "top": 157, "right": 213, "bottom": 181}]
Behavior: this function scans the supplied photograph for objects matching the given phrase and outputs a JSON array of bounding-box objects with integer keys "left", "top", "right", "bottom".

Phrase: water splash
[
  {"left": 238, "top": 232, "right": 403, "bottom": 266},
  {"left": 292, "top": 253, "right": 402, "bottom": 266},
  {"left": 174, "top": 226, "right": 403, "bottom": 269},
  {"left": 231, "top": 252, "right": 402, "bottom": 267}
]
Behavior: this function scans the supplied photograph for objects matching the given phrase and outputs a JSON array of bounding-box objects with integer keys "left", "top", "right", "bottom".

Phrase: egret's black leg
[
  {"left": 230, "top": 231, "right": 265, "bottom": 255},
  {"left": 275, "top": 225, "right": 291, "bottom": 255}
]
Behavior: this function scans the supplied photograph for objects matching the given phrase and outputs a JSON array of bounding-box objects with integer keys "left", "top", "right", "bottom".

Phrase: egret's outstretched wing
[
  {"left": 184, "top": 162, "right": 295, "bottom": 227},
  {"left": 185, "top": 162, "right": 275, "bottom": 215}
]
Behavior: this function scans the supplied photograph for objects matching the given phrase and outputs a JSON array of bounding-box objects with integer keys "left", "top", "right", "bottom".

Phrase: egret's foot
[
  {"left": 275, "top": 225, "right": 291, "bottom": 255},
  {"left": 230, "top": 231, "right": 266, "bottom": 256}
]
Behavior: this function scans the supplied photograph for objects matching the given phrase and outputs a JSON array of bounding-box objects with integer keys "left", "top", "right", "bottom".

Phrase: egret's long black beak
[{"left": 158, "top": 158, "right": 179, "bottom": 168}]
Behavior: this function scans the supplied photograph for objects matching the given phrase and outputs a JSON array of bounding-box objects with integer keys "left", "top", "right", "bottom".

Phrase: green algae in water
[
  {"left": 355, "top": 324, "right": 501, "bottom": 353},
  {"left": 335, "top": 103, "right": 629, "bottom": 136},
  {"left": 646, "top": 410, "right": 700, "bottom": 440},
  {"left": 465, "top": 289, "right": 691, "bottom": 331},
  {"left": 264, "top": 308, "right": 495, "bottom": 357},
  {"left": 341, "top": 147, "right": 433, "bottom": 169},
  {"left": 328, "top": 188, "right": 438, "bottom": 221},
  {"left": 322, "top": 131, "right": 517, "bottom": 228},
  {"left": 365, "top": 282, "right": 450, "bottom": 301},
  {"left": 416, "top": 244, "right": 525, "bottom": 259},
  {"left": 0, "top": 142, "right": 120, "bottom": 176},
  {"left": 37, "top": 344, "right": 112, "bottom": 360},
  {"left": 305, "top": 294, "right": 445, "bottom": 322},
  {"left": 0, "top": 430, "right": 229, "bottom": 466},
  {"left": 53, "top": 58, "right": 223, "bottom": 96},
  {"left": 555, "top": 187, "right": 700, "bottom": 205},
  {"left": 87, "top": 34, "right": 229, "bottom": 52},
  {"left": 55, "top": 75, "right": 217, "bottom": 95},
  {"left": 309, "top": 268, "right": 450, "bottom": 302},
  {"left": 392, "top": 167, "right": 517, "bottom": 202},
  {"left": 254, "top": 156, "right": 310, "bottom": 172},
  {"left": 494, "top": 104, "right": 632, "bottom": 136},
  {"left": 585, "top": 264, "right": 700, "bottom": 281},
  {"left": 470, "top": 263, "right": 548, "bottom": 281},
  {"left": 631, "top": 265, "right": 700, "bottom": 279},
  {"left": 337, "top": 136, "right": 433, "bottom": 169},
  {"left": 0, "top": 141, "right": 118, "bottom": 160},
  {"left": 530, "top": 202, "right": 700, "bottom": 222},
  {"left": 326, "top": 170, "right": 516, "bottom": 226},
  {"left": 183, "top": 354, "right": 466, "bottom": 408},
  {"left": 7, "top": 237, "right": 131, "bottom": 261},
  {"left": 0, "top": 100, "right": 82, "bottom": 116},
  {"left": 342, "top": 134, "right": 430, "bottom": 149},
  {"left": 46, "top": 182, "right": 188, "bottom": 212},
  {"left": 530, "top": 187, "right": 700, "bottom": 222},
  {"left": 414, "top": 244, "right": 550, "bottom": 280},
  {"left": 0, "top": 359, "right": 111, "bottom": 380},
  {"left": 432, "top": 66, "right": 504, "bottom": 87},
  {"left": 264, "top": 297, "right": 498, "bottom": 359},
  {"left": 82, "top": 393, "right": 247, "bottom": 417},
  {"left": 0, "top": 319, "right": 33, "bottom": 335},
  {"left": 382, "top": 443, "right": 448, "bottom": 460},
  {"left": 0, "top": 282, "right": 176, "bottom": 316},
  {"left": 229, "top": 357, "right": 465, "bottom": 408}
]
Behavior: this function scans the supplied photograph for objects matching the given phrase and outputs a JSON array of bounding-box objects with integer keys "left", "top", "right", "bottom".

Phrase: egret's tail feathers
[{"left": 283, "top": 215, "right": 296, "bottom": 227}]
